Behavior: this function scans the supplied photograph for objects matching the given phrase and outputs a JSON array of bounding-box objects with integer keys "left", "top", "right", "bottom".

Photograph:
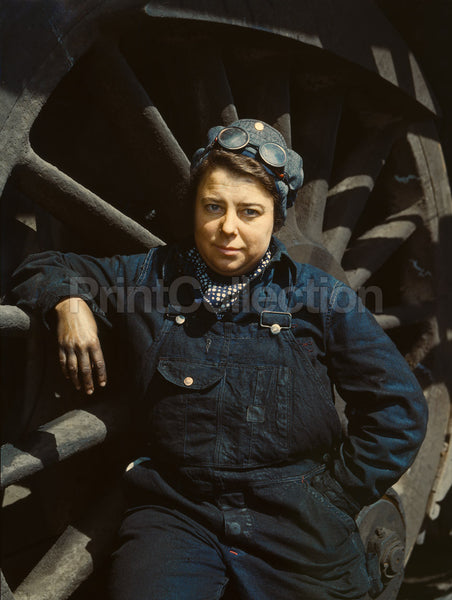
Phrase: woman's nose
[{"left": 220, "top": 210, "right": 239, "bottom": 235}]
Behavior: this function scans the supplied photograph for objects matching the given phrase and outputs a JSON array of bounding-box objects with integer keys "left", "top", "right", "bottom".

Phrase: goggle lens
[
  {"left": 259, "top": 142, "right": 287, "bottom": 169},
  {"left": 216, "top": 127, "right": 287, "bottom": 174},
  {"left": 217, "top": 127, "right": 249, "bottom": 150}
]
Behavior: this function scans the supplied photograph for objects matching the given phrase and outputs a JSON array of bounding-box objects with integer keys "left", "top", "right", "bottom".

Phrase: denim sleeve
[
  {"left": 8, "top": 250, "right": 151, "bottom": 329},
  {"left": 326, "top": 282, "right": 428, "bottom": 507}
]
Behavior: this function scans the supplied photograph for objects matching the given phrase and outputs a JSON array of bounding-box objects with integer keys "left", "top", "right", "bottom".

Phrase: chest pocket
[
  {"left": 149, "top": 359, "right": 291, "bottom": 467},
  {"left": 158, "top": 359, "right": 224, "bottom": 390},
  {"left": 150, "top": 359, "right": 225, "bottom": 464}
]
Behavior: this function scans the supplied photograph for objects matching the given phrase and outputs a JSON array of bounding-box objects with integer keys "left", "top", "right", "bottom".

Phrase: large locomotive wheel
[{"left": 1, "top": 2, "right": 451, "bottom": 599}]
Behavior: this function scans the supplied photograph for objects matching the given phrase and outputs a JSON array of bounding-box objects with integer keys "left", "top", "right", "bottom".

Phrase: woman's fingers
[
  {"left": 55, "top": 297, "right": 107, "bottom": 395},
  {"left": 66, "top": 349, "right": 81, "bottom": 391},
  {"left": 90, "top": 342, "right": 107, "bottom": 388},
  {"left": 58, "top": 347, "right": 69, "bottom": 380},
  {"left": 59, "top": 339, "right": 107, "bottom": 395},
  {"left": 76, "top": 346, "right": 95, "bottom": 395}
]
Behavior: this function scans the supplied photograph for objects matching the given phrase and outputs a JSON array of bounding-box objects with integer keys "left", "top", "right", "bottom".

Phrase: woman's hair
[{"left": 187, "top": 149, "right": 285, "bottom": 231}]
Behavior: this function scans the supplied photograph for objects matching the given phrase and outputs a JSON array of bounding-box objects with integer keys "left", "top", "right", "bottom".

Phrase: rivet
[
  {"left": 175, "top": 315, "right": 186, "bottom": 325},
  {"left": 270, "top": 323, "right": 281, "bottom": 335},
  {"left": 254, "top": 122, "right": 264, "bottom": 131},
  {"left": 184, "top": 376, "right": 194, "bottom": 386}
]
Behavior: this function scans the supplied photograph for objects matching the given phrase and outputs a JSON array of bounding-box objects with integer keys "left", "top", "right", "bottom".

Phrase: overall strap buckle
[{"left": 260, "top": 310, "right": 292, "bottom": 335}]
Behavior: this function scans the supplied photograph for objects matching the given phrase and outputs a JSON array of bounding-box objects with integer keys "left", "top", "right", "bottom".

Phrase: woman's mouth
[{"left": 215, "top": 246, "right": 241, "bottom": 255}]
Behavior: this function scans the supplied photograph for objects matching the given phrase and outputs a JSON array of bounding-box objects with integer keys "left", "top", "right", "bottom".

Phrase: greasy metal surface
[
  {"left": 142, "top": 0, "right": 439, "bottom": 115},
  {"left": 0, "top": 306, "right": 31, "bottom": 337},
  {"left": 13, "top": 488, "right": 124, "bottom": 600},
  {"left": 0, "top": 0, "right": 439, "bottom": 200},
  {"left": 1, "top": 401, "right": 127, "bottom": 489},
  {"left": 13, "top": 149, "right": 164, "bottom": 254},
  {"left": 0, "top": 571, "right": 16, "bottom": 600},
  {"left": 426, "top": 416, "right": 452, "bottom": 521},
  {"left": 357, "top": 494, "right": 406, "bottom": 600}
]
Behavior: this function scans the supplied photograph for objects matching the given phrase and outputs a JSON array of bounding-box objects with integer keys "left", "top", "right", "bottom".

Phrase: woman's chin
[
  {"left": 206, "top": 257, "right": 247, "bottom": 277},
  {"left": 211, "top": 264, "right": 243, "bottom": 277}
]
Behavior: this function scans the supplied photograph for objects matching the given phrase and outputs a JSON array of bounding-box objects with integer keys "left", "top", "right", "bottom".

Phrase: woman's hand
[{"left": 54, "top": 297, "right": 107, "bottom": 395}]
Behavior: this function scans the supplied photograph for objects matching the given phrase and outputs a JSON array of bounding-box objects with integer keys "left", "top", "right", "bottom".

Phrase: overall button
[
  {"left": 226, "top": 521, "right": 241, "bottom": 535},
  {"left": 175, "top": 315, "right": 185, "bottom": 325},
  {"left": 270, "top": 323, "right": 281, "bottom": 335},
  {"left": 184, "top": 376, "right": 194, "bottom": 386}
]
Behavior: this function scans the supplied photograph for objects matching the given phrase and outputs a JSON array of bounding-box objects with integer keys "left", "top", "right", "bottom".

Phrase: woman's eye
[
  {"left": 243, "top": 208, "right": 259, "bottom": 217},
  {"left": 206, "top": 203, "right": 222, "bottom": 213}
]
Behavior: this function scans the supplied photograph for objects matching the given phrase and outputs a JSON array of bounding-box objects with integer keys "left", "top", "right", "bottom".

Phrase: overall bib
[{"left": 109, "top": 295, "right": 371, "bottom": 599}]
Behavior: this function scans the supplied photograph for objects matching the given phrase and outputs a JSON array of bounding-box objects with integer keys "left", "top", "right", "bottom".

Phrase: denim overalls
[{"left": 110, "top": 267, "right": 371, "bottom": 599}]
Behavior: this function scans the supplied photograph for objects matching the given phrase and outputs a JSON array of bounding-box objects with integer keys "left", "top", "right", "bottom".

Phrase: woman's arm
[
  {"left": 10, "top": 250, "right": 138, "bottom": 326},
  {"left": 9, "top": 249, "right": 150, "bottom": 394},
  {"left": 326, "top": 282, "right": 428, "bottom": 508}
]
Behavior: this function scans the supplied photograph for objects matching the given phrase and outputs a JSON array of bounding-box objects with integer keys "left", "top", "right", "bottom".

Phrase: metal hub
[{"left": 357, "top": 492, "right": 407, "bottom": 599}]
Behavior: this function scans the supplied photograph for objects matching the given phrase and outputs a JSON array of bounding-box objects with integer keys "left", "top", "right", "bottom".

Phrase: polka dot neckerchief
[{"left": 184, "top": 243, "right": 274, "bottom": 317}]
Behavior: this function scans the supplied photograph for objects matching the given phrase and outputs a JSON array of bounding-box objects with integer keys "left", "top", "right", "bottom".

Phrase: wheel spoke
[
  {"left": 160, "top": 47, "right": 238, "bottom": 142},
  {"left": 227, "top": 49, "right": 292, "bottom": 143},
  {"left": 278, "top": 209, "right": 348, "bottom": 281},
  {"left": 291, "top": 86, "right": 344, "bottom": 242},
  {"left": 13, "top": 489, "right": 123, "bottom": 600},
  {"left": 13, "top": 150, "right": 164, "bottom": 253},
  {"left": 323, "top": 121, "right": 405, "bottom": 261},
  {"left": 86, "top": 40, "right": 190, "bottom": 237},
  {"left": 0, "top": 305, "right": 31, "bottom": 336},
  {"left": 0, "top": 572, "right": 14, "bottom": 600},
  {"left": 1, "top": 399, "right": 127, "bottom": 489},
  {"left": 344, "top": 202, "right": 423, "bottom": 290},
  {"left": 187, "top": 52, "right": 239, "bottom": 134}
]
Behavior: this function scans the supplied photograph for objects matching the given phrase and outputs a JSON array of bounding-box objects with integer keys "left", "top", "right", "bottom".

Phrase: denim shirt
[{"left": 10, "top": 237, "right": 428, "bottom": 510}]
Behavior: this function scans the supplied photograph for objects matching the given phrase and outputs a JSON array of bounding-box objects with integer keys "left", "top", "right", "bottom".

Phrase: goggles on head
[{"left": 212, "top": 126, "right": 287, "bottom": 178}]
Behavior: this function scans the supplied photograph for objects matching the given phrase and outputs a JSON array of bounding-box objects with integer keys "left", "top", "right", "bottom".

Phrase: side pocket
[{"left": 309, "top": 469, "right": 361, "bottom": 521}]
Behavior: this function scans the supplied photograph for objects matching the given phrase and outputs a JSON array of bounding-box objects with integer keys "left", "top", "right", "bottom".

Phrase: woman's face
[{"left": 194, "top": 166, "right": 274, "bottom": 277}]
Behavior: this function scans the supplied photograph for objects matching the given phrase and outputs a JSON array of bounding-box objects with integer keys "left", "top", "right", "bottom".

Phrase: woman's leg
[{"left": 108, "top": 505, "right": 229, "bottom": 600}]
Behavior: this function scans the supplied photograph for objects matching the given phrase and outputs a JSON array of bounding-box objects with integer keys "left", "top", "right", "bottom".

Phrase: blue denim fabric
[
  {"left": 10, "top": 236, "right": 428, "bottom": 598},
  {"left": 109, "top": 459, "right": 370, "bottom": 599}
]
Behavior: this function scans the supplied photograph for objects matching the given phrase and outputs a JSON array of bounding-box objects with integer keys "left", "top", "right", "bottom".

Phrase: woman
[{"left": 11, "top": 119, "right": 428, "bottom": 599}]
